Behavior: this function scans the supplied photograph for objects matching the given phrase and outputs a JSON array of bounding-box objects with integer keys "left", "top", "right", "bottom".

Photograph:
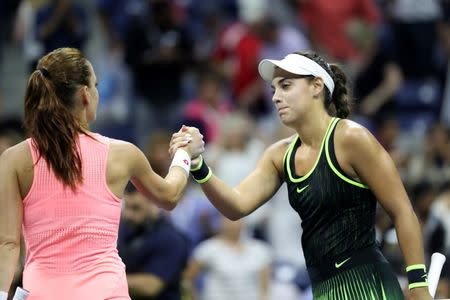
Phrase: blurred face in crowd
[
  {"left": 199, "top": 78, "right": 222, "bottom": 106},
  {"left": 220, "top": 217, "right": 244, "bottom": 240},
  {"left": 220, "top": 113, "right": 251, "bottom": 151},
  {"left": 123, "top": 191, "right": 158, "bottom": 227}
]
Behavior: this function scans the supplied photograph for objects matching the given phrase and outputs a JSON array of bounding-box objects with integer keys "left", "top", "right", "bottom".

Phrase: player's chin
[{"left": 279, "top": 114, "right": 293, "bottom": 125}]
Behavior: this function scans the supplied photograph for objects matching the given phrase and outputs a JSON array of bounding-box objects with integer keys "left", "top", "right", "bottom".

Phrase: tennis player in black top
[{"left": 170, "top": 51, "right": 432, "bottom": 300}]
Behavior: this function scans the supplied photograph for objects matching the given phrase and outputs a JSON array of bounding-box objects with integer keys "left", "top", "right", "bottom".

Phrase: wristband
[
  {"left": 13, "top": 287, "right": 30, "bottom": 300},
  {"left": 190, "top": 155, "right": 212, "bottom": 183},
  {"left": 406, "top": 264, "right": 429, "bottom": 290},
  {"left": 0, "top": 292, "right": 8, "bottom": 300},
  {"left": 170, "top": 149, "right": 191, "bottom": 176}
]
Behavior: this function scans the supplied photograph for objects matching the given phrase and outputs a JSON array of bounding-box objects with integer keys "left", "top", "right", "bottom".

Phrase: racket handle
[{"left": 428, "top": 252, "right": 446, "bottom": 298}]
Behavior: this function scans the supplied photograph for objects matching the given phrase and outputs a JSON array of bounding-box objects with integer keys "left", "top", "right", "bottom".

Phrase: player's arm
[
  {"left": 0, "top": 148, "right": 23, "bottom": 295},
  {"left": 193, "top": 141, "right": 285, "bottom": 220},
  {"left": 336, "top": 121, "right": 432, "bottom": 299},
  {"left": 118, "top": 130, "right": 203, "bottom": 210},
  {"left": 126, "top": 142, "right": 187, "bottom": 210}
]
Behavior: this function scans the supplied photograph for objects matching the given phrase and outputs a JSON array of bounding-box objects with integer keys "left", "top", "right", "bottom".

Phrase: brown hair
[
  {"left": 24, "top": 48, "right": 91, "bottom": 189},
  {"left": 294, "top": 51, "right": 352, "bottom": 118}
]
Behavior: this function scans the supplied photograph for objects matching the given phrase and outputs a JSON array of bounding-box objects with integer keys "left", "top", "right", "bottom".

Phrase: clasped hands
[{"left": 169, "top": 125, "right": 204, "bottom": 166}]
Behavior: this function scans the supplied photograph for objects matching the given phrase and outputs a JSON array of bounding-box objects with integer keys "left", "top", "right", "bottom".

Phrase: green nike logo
[
  {"left": 296, "top": 185, "right": 309, "bottom": 193},
  {"left": 335, "top": 257, "right": 351, "bottom": 268}
]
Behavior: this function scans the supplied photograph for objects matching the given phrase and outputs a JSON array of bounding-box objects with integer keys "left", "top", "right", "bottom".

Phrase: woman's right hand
[{"left": 169, "top": 125, "right": 205, "bottom": 159}]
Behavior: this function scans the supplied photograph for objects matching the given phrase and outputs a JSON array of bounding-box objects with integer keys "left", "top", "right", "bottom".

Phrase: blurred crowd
[{"left": 1, "top": 0, "right": 450, "bottom": 299}]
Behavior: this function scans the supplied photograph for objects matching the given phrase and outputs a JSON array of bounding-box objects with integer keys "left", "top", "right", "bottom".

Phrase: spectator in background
[
  {"left": 124, "top": 0, "right": 193, "bottom": 145},
  {"left": 296, "top": 0, "right": 379, "bottom": 62},
  {"left": 407, "top": 123, "right": 450, "bottom": 186},
  {"left": 437, "top": 0, "right": 450, "bottom": 128},
  {"left": 169, "top": 184, "right": 221, "bottom": 252},
  {"left": 96, "top": 0, "right": 145, "bottom": 53},
  {"left": 36, "top": 0, "right": 88, "bottom": 55},
  {"left": 0, "top": 0, "right": 21, "bottom": 59},
  {"left": 374, "top": 117, "right": 411, "bottom": 175},
  {"left": 118, "top": 184, "right": 190, "bottom": 300},
  {"left": 179, "top": 69, "right": 233, "bottom": 144},
  {"left": 212, "top": 0, "right": 268, "bottom": 118},
  {"left": 382, "top": 0, "right": 442, "bottom": 80},
  {"left": 350, "top": 19, "right": 404, "bottom": 124},
  {"left": 12, "top": 0, "right": 45, "bottom": 73},
  {"left": 184, "top": 216, "right": 272, "bottom": 300},
  {"left": 185, "top": 1, "right": 230, "bottom": 65},
  {"left": 411, "top": 181, "right": 446, "bottom": 258}
]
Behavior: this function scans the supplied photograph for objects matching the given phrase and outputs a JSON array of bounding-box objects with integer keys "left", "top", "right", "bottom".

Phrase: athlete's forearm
[
  {"left": 200, "top": 176, "right": 249, "bottom": 220},
  {"left": 393, "top": 204, "right": 432, "bottom": 299},
  {"left": 393, "top": 208, "right": 426, "bottom": 268},
  {"left": 0, "top": 242, "right": 20, "bottom": 292}
]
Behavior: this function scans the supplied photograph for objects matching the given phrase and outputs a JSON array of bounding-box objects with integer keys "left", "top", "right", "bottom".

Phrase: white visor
[{"left": 258, "top": 54, "right": 334, "bottom": 95}]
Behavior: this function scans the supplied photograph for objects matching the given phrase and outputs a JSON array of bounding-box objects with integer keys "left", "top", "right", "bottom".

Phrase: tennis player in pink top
[{"left": 0, "top": 47, "right": 204, "bottom": 300}]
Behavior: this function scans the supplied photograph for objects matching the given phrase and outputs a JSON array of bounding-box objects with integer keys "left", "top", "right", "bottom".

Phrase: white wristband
[
  {"left": 0, "top": 291, "right": 8, "bottom": 300},
  {"left": 170, "top": 149, "right": 191, "bottom": 176},
  {"left": 13, "top": 287, "right": 30, "bottom": 300}
]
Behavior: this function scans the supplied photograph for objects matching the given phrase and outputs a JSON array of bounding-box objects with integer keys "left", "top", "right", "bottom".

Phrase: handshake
[
  {"left": 168, "top": 125, "right": 212, "bottom": 183},
  {"left": 169, "top": 125, "right": 205, "bottom": 162}
]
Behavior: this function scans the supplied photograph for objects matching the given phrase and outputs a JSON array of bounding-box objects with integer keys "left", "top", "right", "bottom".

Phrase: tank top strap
[
  {"left": 26, "top": 138, "right": 40, "bottom": 164},
  {"left": 324, "top": 118, "right": 369, "bottom": 189}
]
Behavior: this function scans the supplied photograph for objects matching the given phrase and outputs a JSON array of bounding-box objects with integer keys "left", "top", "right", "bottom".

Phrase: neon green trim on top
[
  {"left": 325, "top": 118, "right": 369, "bottom": 189},
  {"left": 408, "top": 282, "right": 429, "bottom": 290},
  {"left": 406, "top": 264, "right": 426, "bottom": 272},
  {"left": 283, "top": 136, "right": 297, "bottom": 169},
  {"left": 286, "top": 117, "right": 336, "bottom": 183}
]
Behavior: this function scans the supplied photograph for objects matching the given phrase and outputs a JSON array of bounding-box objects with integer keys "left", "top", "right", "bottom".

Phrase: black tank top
[{"left": 283, "top": 117, "right": 377, "bottom": 269}]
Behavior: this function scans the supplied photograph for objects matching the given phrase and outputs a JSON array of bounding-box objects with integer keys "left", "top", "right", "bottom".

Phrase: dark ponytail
[
  {"left": 328, "top": 64, "right": 351, "bottom": 118},
  {"left": 24, "top": 48, "right": 91, "bottom": 189},
  {"left": 294, "top": 51, "right": 352, "bottom": 118}
]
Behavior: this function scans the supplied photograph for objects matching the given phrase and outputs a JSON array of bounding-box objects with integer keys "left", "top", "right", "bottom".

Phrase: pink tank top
[{"left": 22, "top": 134, "right": 130, "bottom": 300}]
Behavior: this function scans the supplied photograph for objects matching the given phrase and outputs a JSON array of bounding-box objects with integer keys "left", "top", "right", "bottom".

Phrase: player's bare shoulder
[
  {"left": 108, "top": 138, "right": 139, "bottom": 156},
  {"left": 1, "top": 140, "right": 32, "bottom": 168},
  {"left": 107, "top": 138, "right": 144, "bottom": 166},
  {"left": 264, "top": 134, "right": 297, "bottom": 170},
  {"left": 0, "top": 140, "right": 33, "bottom": 186},
  {"left": 334, "top": 119, "right": 379, "bottom": 157}
]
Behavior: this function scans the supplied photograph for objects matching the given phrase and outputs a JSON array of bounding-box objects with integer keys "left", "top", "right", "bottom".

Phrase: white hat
[{"left": 258, "top": 53, "right": 334, "bottom": 95}]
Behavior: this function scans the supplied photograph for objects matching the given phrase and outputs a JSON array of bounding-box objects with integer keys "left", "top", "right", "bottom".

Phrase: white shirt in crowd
[{"left": 194, "top": 238, "right": 272, "bottom": 300}]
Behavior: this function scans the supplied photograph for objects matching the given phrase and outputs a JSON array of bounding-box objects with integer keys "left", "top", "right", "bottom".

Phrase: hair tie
[{"left": 38, "top": 68, "right": 51, "bottom": 79}]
